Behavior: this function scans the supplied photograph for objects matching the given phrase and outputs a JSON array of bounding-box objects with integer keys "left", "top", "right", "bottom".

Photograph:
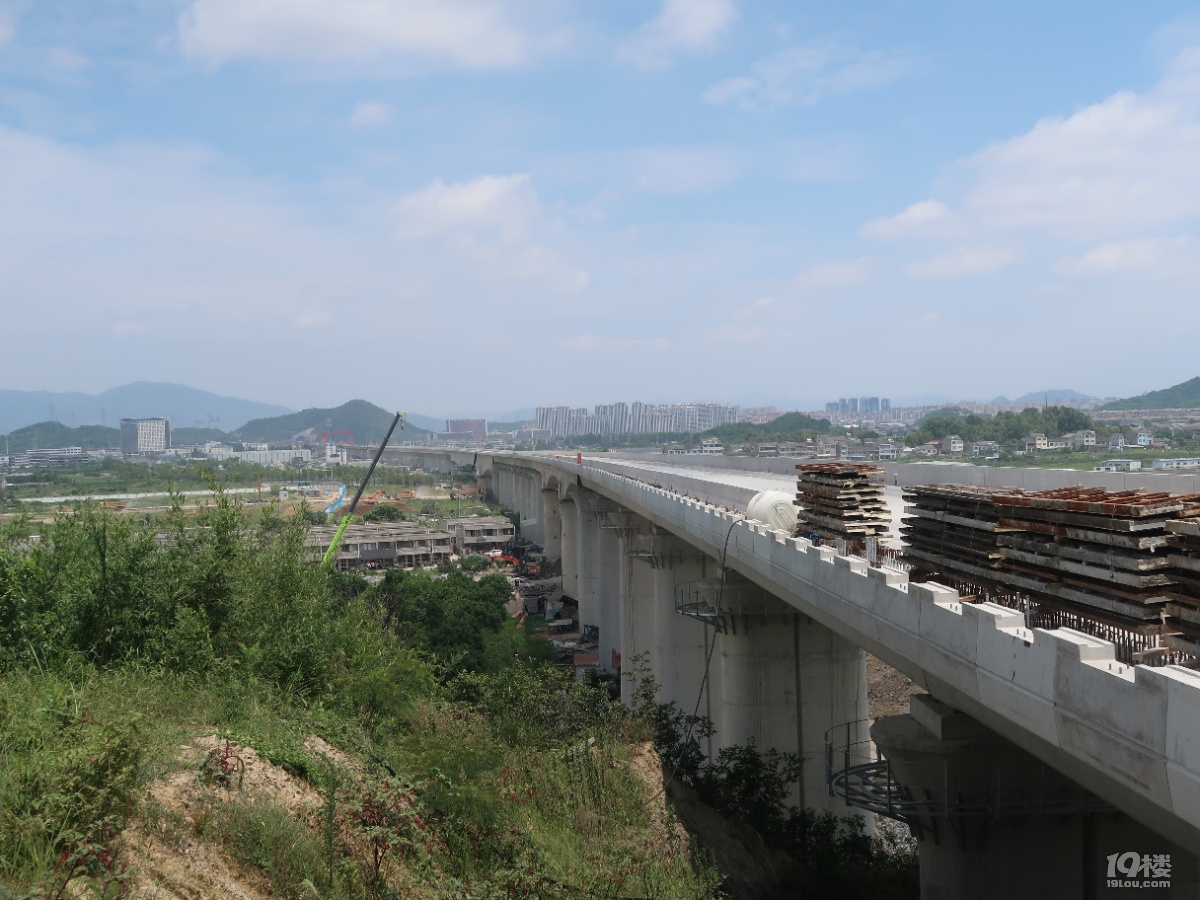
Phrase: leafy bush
[{"left": 366, "top": 569, "right": 511, "bottom": 672}]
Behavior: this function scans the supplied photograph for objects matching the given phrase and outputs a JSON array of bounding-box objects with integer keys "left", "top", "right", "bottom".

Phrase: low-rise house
[
  {"left": 1124, "top": 427, "right": 1153, "bottom": 448},
  {"left": 442, "top": 515, "right": 516, "bottom": 554},
  {"left": 305, "top": 523, "right": 453, "bottom": 571},
  {"left": 970, "top": 441, "right": 1000, "bottom": 457},
  {"left": 940, "top": 435, "right": 964, "bottom": 455},
  {"left": 1023, "top": 433, "right": 1049, "bottom": 452}
]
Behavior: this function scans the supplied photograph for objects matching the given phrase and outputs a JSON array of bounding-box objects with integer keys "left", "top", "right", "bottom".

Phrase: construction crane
[{"left": 321, "top": 413, "right": 405, "bottom": 569}]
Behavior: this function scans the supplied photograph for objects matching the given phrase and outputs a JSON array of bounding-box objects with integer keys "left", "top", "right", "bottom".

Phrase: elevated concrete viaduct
[{"left": 401, "top": 449, "right": 1200, "bottom": 897}]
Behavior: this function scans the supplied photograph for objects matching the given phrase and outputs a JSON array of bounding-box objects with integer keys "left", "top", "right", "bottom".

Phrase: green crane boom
[{"left": 321, "top": 412, "right": 405, "bottom": 569}]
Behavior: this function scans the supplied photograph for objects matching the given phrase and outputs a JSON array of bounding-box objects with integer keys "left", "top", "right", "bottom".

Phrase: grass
[
  {"left": 0, "top": 494, "right": 728, "bottom": 898},
  {"left": 0, "top": 665, "right": 724, "bottom": 899}
]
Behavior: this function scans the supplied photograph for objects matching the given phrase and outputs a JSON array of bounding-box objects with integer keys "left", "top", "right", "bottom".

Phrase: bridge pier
[
  {"left": 620, "top": 525, "right": 659, "bottom": 687},
  {"left": 522, "top": 473, "right": 544, "bottom": 545},
  {"left": 867, "top": 696, "right": 1199, "bottom": 899},
  {"left": 647, "top": 535, "right": 715, "bottom": 726},
  {"left": 715, "top": 603, "right": 866, "bottom": 811},
  {"left": 541, "top": 487, "right": 561, "bottom": 562},
  {"left": 560, "top": 494, "right": 578, "bottom": 599}
]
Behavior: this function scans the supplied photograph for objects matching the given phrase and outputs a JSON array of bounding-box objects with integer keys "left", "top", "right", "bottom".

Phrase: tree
[{"left": 364, "top": 504, "right": 407, "bottom": 523}]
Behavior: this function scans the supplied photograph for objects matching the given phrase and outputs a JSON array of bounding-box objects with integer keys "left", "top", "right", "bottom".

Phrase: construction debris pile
[
  {"left": 796, "top": 463, "right": 891, "bottom": 542},
  {"left": 904, "top": 485, "right": 1200, "bottom": 638}
]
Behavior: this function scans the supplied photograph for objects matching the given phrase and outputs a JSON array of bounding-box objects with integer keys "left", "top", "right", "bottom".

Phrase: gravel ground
[{"left": 867, "top": 654, "right": 925, "bottom": 719}]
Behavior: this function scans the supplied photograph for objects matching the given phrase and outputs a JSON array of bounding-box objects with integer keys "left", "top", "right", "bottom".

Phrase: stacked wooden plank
[
  {"left": 1165, "top": 519, "right": 1200, "bottom": 655},
  {"left": 989, "top": 488, "right": 1200, "bottom": 623},
  {"left": 901, "top": 484, "right": 1011, "bottom": 575},
  {"left": 795, "top": 463, "right": 890, "bottom": 540},
  {"left": 902, "top": 485, "right": 1200, "bottom": 626}
]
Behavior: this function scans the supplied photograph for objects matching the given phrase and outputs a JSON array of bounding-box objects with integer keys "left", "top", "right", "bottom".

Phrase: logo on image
[{"left": 1107, "top": 852, "right": 1171, "bottom": 889}]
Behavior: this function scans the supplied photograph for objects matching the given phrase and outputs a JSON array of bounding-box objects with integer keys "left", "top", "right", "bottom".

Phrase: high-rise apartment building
[
  {"left": 534, "top": 401, "right": 738, "bottom": 438},
  {"left": 446, "top": 419, "right": 487, "bottom": 442},
  {"left": 120, "top": 417, "right": 171, "bottom": 455}
]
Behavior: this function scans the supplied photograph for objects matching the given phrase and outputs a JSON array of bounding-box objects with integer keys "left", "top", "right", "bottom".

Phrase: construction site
[{"left": 792, "top": 462, "right": 1200, "bottom": 666}]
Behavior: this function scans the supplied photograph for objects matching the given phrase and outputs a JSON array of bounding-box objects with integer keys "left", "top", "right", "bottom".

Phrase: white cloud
[
  {"left": 795, "top": 257, "right": 873, "bottom": 288},
  {"left": 618, "top": 0, "right": 738, "bottom": 70},
  {"left": 906, "top": 245, "right": 1019, "bottom": 279},
  {"left": 46, "top": 46, "right": 89, "bottom": 71},
  {"left": 870, "top": 49, "right": 1200, "bottom": 243},
  {"left": 704, "top": 43, "right": 915, "bottom": 111},
  {"left": 295, "top": 310, "right": 334, "bottom": 328},
  {"left": 349, "top": 100, "right": 393, "bottom": 126},
  {"left": 178, "top": 0, "right": 548, "bottom": 69},
  {"left": 390, "top": 174, "right": 588, "bottom": 294},
  {"left": 0, "top": 13, "right": 16, "bottom": 47},
  {"left": 702, "top": 323, "right": 771, "bottom": 343},
  {"left": 494, "top": 241, "right": 589, "bottom": 295},
  {"left": 1053, "top": 236, "right": 1192, "bottom": 275},
  {"left": 861, "top": 200, "right": 948, "bottom": 239},
  {"left": 634, "top": 144, "right": 741, "bottom": 194},
  {"left": 391, "top": 174, "right": 541, "bottom": 241},
  {"left": 0, "top": 124, "right": 373, "bottom": 332},
  {"left": 562, "top": 334, "right": 670, "bottom": 352}
]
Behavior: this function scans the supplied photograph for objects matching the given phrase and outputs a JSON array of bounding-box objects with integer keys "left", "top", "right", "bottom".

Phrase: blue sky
[{"left": 2, "top": 1, "right": 1200, "bottom": 417}]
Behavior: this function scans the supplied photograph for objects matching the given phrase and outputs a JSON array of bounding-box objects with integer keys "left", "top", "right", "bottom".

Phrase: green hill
[
  {"left": 231, "top": 399, "right": 430, "bottom": 445},
  {"left": 702, "top": 411, "right": 833, "bottom": 443},
  {"left": 171, "top": 426, "right": 230, "bottom": 445},
  {"left": 3, "top": 421, "right": 120, "bottom": 453},
  {"left": 1100, "top": 376, "right": 1200, "bottom": 411}
]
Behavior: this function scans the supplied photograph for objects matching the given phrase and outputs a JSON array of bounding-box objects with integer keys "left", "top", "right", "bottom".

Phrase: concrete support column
[
  {"left": 575, "top": 492, "right": 601, "bottom": 636},
  {"left": 650, "top": 536, "right": 714, "bottom": 725},
  {"left": 714, "top": 599, "right": 865, "bottom": 811},
  {"left": 560, "top": 497, "right": 578, "bottom": 600},
  {"left": 597, "top": 515, "right": 622, "bottom": 674},
  {"left": 541, "top": 488, "right": 562, "bottom": 563},
  {"left": 496, "top": 467, "right": 510, "bottom": 508},
  {"left": 619, "top": 524, "right": 659, "bottom": 699},
  {"left": 522, "top": 474, "right": 544, "bottom": 546},
  {"left": 871, "top": 696, "right": 1199, "bottom": 900}
]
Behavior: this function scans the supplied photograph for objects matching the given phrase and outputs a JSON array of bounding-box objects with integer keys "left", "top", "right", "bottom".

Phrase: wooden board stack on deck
[
  {"left": 1165, "top": 519, "right": 1200, "bottom": 654},
  {"left": 795, "top": 463, "right": 890, "bottom": 540},
  {"left": 901, "top": 484, "right": 1010, "bottom": 574},
  {"left": 903, "top": 484, "right": 1200, "bottom": 626}
]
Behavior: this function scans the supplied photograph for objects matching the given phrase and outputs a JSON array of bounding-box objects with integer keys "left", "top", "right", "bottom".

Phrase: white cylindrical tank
[{"left": 744, "top": 490, "right": 799, "bottom": 533}]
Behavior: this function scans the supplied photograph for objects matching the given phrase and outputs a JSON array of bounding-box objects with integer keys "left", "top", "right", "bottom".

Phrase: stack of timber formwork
[
  {"left": 903, "top": 484, "right": 1200, "bottom": 627},
  {"left": 901, "top": 484, "right": 1010, "bottom": 575},
  {"left": 989, "top": 488, "right": 1200, "bottom": 625},
  {"left": 1165, "top": 519, "right": 1200, "bottom": 655},
  {"left": 795, "top": 463, "right": 890, "bottom": 541}
]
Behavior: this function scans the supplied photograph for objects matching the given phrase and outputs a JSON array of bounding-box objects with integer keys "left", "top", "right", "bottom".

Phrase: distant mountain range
[
  {"left": 232, "top": 400, "right": 431, "bottom": 444},
  {"left": 990, "top": 388, "right": 1094, "bottom": 404},
  {"left": 0, "top": 382, "right": 292, "bottom": 435},
  {"left": 1099, "top": 376, "right": 1200, "bottom": 411}
]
